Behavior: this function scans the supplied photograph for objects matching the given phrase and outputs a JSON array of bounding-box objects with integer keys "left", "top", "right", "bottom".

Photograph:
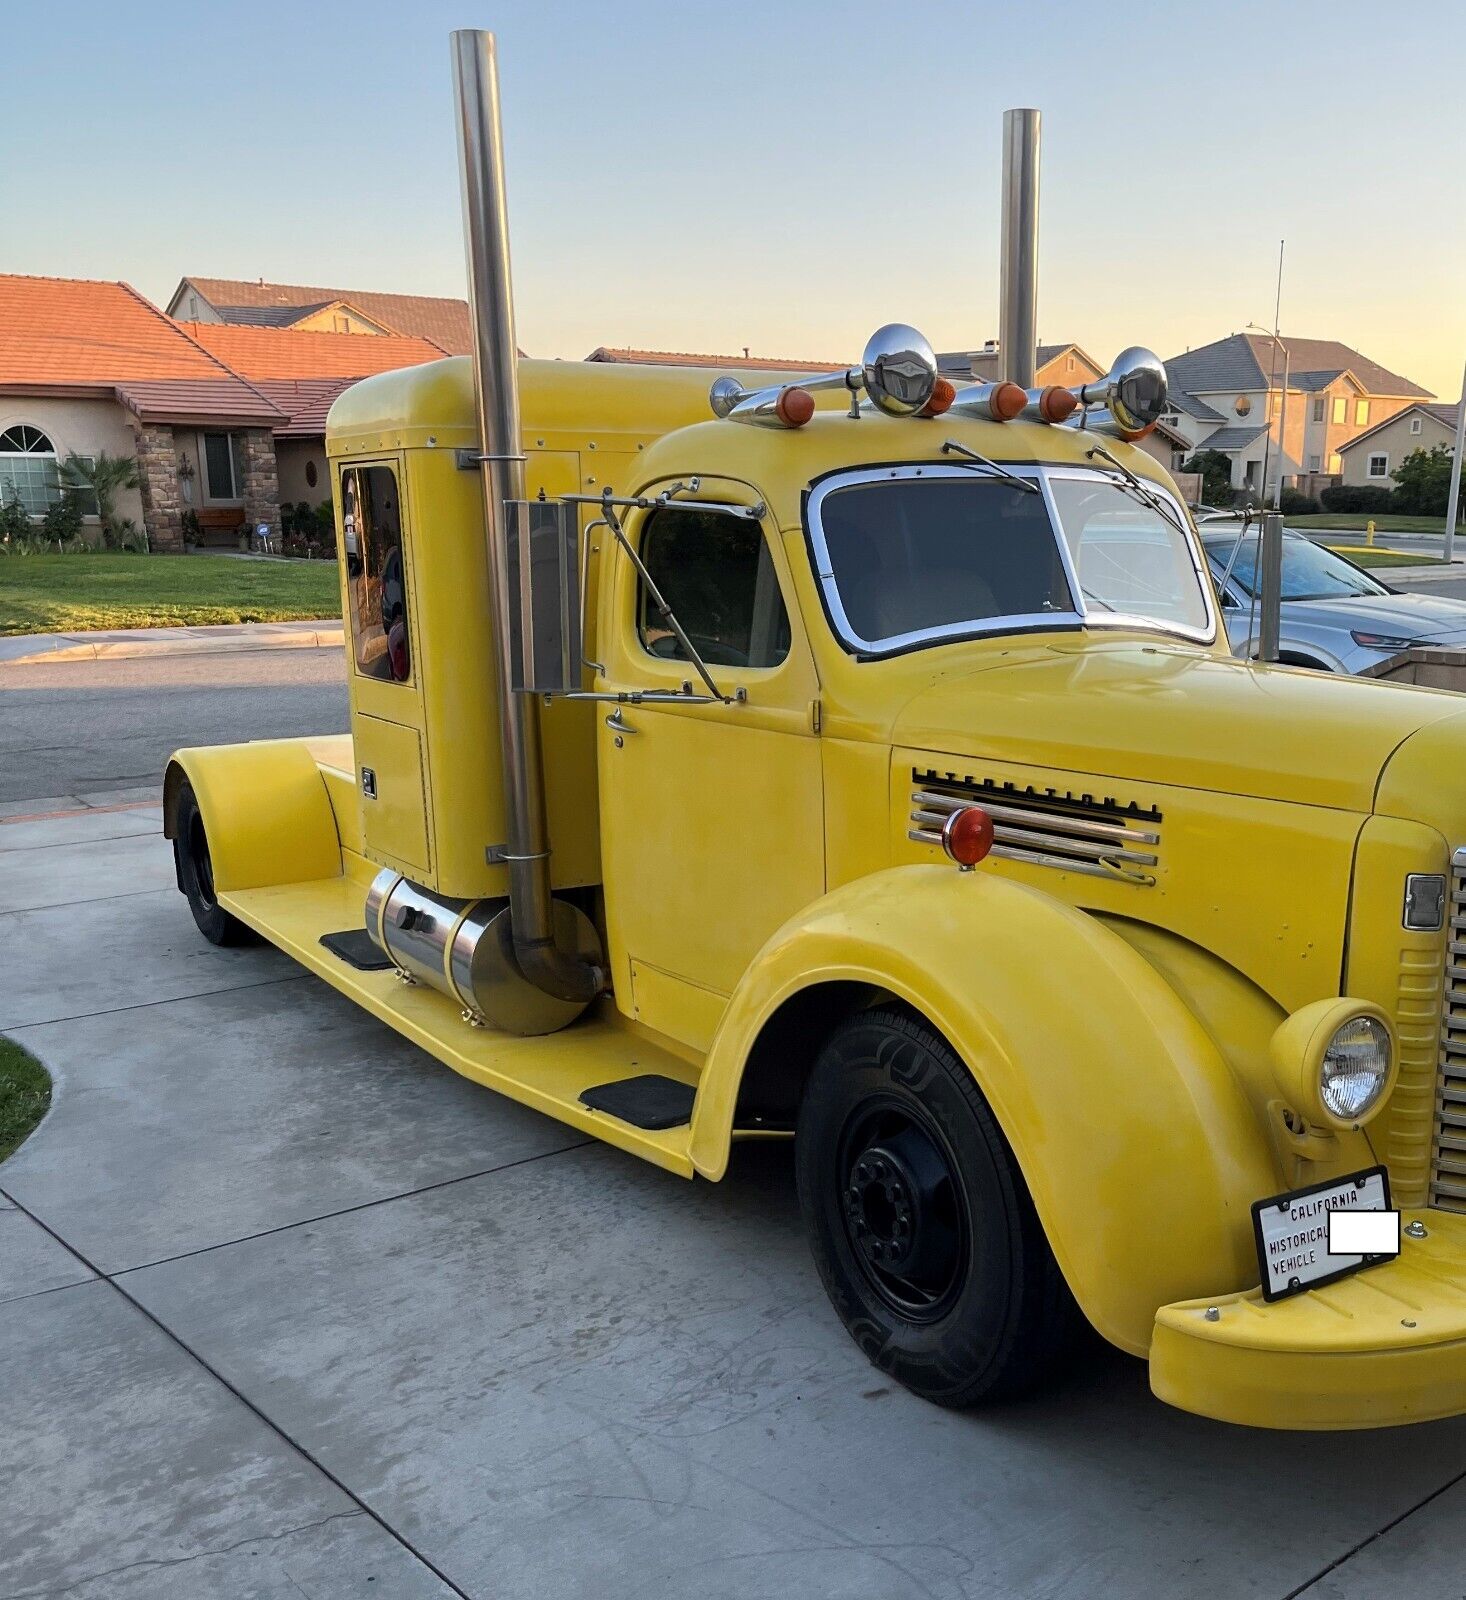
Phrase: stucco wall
[
  {"left": 276, "top": 439, "right": 329, "bottom": 507},
  {"left": 0, "top": 394, "right": 145, "bottom": 531},
  {"left": 1339, "top": 411, "right": 1456, "bottom": 488}
]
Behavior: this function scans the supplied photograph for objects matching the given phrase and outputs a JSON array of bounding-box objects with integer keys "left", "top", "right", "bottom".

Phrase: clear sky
[{"left": 4, "top": 0, "right": 1463, "bottom": 398}]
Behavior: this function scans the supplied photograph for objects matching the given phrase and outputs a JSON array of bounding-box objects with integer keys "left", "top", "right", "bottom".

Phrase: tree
[
  {"left": 1392, "top": 444, "right": 1462, "bottom": 521},
  {"left": 62, "top": 451, "right": 141, "bottom": 549},
  {"left": 1180, "top": 448, "right": 1234, "bottom": 507}
]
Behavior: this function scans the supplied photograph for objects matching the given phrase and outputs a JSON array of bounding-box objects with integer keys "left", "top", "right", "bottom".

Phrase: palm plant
[{"left": 62, "top": 451, "right": 141, "bottom": 550}]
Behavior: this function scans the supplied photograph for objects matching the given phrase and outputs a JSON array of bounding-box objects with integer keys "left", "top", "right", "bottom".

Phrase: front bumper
[{"left": 1150, "top": 1208, "right": 1466, "bottom": 1430}]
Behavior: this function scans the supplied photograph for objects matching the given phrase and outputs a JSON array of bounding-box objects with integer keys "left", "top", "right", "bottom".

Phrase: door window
[
  {"left": 341, "top": 464, "right": 412, "bottom": 683},
  {"left": 636, "top": 506, "right": 790, "bottom": 669}
]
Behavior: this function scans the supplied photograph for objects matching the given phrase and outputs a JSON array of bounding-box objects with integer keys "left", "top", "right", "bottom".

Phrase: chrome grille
[
  {"left": 1435, "top": 849, "right": 1466, "bottom": 1211},
  {"left": 908, "top": 771, "right": 1161, "bottom": 886}
]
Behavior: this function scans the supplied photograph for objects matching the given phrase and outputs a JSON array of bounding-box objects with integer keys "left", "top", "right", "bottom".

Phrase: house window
[
  {"left": 1356, "top": 400, "right": 1370, "bottom": 426},
  {"left": 0, "top": 424, "right": 62, "bottom": 515},
  {"left": 202, "top": 431, "right": 246, "bottom": 502},
  {"left": 1333, "top": 397, "right": 1347, "bottom": 425},
  {"left": 1328, "top": 452, "right": 1342, "bottom": 473},
  {"left": 1234, "top": 395, "right": 1252, "bottom": 416},
  {"left": 1368, "top": 453, "right": 1389, "bottom": 479},
  {"left": 1308, "top": 455, "right": 1321, "bottom": 472},
  {"left": 305, "top": 459, "right": 318, "bottom": 489},
  {"left": 1312, "top": 397, "right": 1325, "bottom": 422},
  {"left": 1410, "top": 416, "right": 1423, "bottom": 435}
]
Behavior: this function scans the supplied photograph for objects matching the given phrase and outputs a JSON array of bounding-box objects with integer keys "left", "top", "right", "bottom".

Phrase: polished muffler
[{"left": 364, "top": 867, "right": 599, "bottom": 1036}]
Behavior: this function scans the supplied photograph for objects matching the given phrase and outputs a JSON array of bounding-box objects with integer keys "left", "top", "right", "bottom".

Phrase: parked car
[{"left": 1200, "top": 526, "right": 1466, "bottom": 674}]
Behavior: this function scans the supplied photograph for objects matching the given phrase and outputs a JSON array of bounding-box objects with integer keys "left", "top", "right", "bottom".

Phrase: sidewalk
[{"left": 0, "top": 619, "right": 344, "bottom": 668}]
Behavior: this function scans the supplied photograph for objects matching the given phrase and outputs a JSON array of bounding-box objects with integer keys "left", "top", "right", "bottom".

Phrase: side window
[
  {"left": 341, "top": 465, "right": 412, "bottom": 684},
  {"left": 636, "top": 507, "right": 791, "bottom": 669}
]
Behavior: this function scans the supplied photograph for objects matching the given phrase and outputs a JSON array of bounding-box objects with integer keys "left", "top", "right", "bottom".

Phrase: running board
[
  {"left": 217, "top": 873, "right": 700, "bottom": 1177},
  {"left": 580, "top": 1074, "right": 696, "bottom": 1130}
]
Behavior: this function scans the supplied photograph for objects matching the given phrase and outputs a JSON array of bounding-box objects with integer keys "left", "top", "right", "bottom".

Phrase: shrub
[
  {"left": 182, "top": 509, "right": 202, "bottom": 545},
  {"left": 1181, "top": 448, "right": 1234, "bottom": 507},
  {"left": 1279, "top": 487, "right": 1319, "bottom": 516},
  {"left": 1320, "top": 484, "right": 1395, "bottom": 514},
  {"left": 41, "top": 491, "right": 85, "bottom": 546},
  {"left": 1392, "top": 445, "right": 1460, "bottom": 518},
  {"left": 0, "top": 493, "right": 33, "bottom": 545}
]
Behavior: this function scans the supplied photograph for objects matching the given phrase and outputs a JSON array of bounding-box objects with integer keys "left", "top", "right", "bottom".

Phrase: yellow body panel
[{"left": 162, "top": 353, "right": 1466, "bottom": 1428}]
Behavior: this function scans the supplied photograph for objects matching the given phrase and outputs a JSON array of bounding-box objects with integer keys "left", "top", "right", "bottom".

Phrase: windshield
[
  {"left": 1046, "top": 475, "right": 1211, "bottom": 632},
  {"left": 807, "top": 465, "right": 1211, "bottom": 655},
  {"left": 1204, "top": 533, "right": 1389, "bottom": 601}
]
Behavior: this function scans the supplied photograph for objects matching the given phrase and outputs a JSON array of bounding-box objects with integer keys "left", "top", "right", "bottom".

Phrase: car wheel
[
  {"left": 796, "top": 1007, "right": 1079, "bottom": 1407},
  {"left": 173, "top": 781, "right": 257, "bottom": 947}
]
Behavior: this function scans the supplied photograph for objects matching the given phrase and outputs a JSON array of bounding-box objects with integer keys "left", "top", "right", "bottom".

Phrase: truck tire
[
  {"left": 796, "top": 1007, "right": 1078, "bottom": 1407},
  {"left": 173, "top": 781, "right": 257, "bottom": 947}
]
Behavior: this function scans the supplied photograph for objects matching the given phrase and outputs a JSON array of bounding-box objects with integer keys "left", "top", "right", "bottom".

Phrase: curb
[{"left": 1, "top": 624, "right": 345, "bottom": 667}]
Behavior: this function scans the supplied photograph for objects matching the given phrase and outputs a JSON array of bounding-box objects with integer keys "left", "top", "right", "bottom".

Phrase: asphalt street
[{"left": 0, "top": 650, "right": 348, "bottom": 807}]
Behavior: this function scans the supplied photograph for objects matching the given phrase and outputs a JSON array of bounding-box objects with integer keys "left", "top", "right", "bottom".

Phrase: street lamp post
[{"left": 1247, "top": 323, "right": 1290, "bottom": 512}]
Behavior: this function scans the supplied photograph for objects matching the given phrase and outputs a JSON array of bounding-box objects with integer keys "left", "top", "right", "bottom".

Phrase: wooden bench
[{"left": 195, "top": 506, "right": 245, "bottom": 547}]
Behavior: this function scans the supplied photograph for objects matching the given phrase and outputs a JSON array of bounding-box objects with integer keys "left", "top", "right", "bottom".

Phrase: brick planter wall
[
  {"left": 240, "top": 430, "right": 281, "bottom": 543},
  {"left": 134, "top": 424, "right": 184, "bottom": 553}
]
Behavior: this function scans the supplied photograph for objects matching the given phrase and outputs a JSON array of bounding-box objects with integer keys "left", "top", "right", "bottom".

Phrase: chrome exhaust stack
[
  {"left": 998, "top": 109, "right": 1040, "bottom": 390},
  {"left": 449, "top": 29, "right": 604, "bottom": 1025}
]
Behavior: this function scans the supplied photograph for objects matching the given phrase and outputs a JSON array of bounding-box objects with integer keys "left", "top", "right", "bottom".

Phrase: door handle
[{"left": 605, "top": 709, "right": 639, "bottom": 737}]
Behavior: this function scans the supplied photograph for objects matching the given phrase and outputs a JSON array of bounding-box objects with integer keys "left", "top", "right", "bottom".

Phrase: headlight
[
  {"left": 1350, "top": 630, "right": 1419, "bottom": 652},
  {"left": 1270, "top": 999, "right": 1396, "bottom": 1131},
  {"left": 1319, "top": 1015, "right": 1392, "bottom": 1121}
]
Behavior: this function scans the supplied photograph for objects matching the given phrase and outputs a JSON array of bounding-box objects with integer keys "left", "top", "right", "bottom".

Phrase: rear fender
[
  {"left": 690, "top": 865, "right": 1276, "bottom": 1354},
  {"left": 163, "top": 740, "right": 342, "bottom": 893}
]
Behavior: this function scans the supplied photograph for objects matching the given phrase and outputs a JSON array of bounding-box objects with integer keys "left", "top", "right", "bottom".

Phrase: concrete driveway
[{"left": 3, "top": 804, "right": 1465, "bottom": 1599}]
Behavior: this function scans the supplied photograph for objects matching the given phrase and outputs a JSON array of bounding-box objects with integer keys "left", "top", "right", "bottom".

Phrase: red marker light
[
  {"left": 921, "top": 377, "right": 957, "bottom": 418},
  {"left": 776, "top": 386, "right": 816, "bottom": 427},
  {"left": 941, "top": 806, "right": 994, "bottom": 868}
]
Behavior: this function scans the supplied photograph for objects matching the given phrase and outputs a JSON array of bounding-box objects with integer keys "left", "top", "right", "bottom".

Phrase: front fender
[
  {"left": 690, "top": 866, "right": 1276, "bottom": 1354},
  {"left": 163, "top": 740, "right": 342, "bottom": 893}
]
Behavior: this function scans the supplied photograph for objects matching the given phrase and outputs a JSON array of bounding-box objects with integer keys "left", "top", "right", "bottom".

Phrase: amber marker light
[
  {"left": 776, "top": 386, "right": 816, "bottom": 427},
  {"left": 991, "top": 382, "right": 1027, "bottom": 422},
  {"left": 1038, "top": 386, "right": 1079, "bottom": 423},
  {"left": 941, "top": 806, "right": 995, "bottom": 870},
  {"left": 920, "top": 378, "right": 957, "bottom": 418}
]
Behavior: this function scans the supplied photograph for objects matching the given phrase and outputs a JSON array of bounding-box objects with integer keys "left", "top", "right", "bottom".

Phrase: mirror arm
[
  {"left": 600, "top": 503, "right": 730, "bottom": 704},
  {"left": 579, "top": 517, "right": 608, "bottom": 677}
]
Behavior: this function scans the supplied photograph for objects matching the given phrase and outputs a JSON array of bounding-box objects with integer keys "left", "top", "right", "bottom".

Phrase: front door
[{"left": 596, "top": 483, "right": 824, "bottom": 1054}]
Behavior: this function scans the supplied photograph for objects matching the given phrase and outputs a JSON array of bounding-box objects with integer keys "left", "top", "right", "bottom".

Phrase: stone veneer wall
[
  {"left": 133, "top": 423, "right": 184, "bottom": 553},
  {"left": 240, "top": 429, "right": 281, "bottom": 542}
]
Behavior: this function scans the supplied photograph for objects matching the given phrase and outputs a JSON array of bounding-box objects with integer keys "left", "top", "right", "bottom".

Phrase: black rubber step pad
[
  {"left": 579, "top": 1074, "right": 696, "bottom": 1130},
  {"left": 319, "top": 929, "right": 393, "bottom": 971}
]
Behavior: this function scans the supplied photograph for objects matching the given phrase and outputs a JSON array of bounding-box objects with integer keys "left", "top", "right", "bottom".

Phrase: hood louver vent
[{"left": 909, "top": 769, "right": 1162, "bottom": 886}]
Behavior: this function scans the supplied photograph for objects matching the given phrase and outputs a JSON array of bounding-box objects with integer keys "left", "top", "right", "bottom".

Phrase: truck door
[{"left": 596, "top": 489, "right": 823, "bottom": 1054}]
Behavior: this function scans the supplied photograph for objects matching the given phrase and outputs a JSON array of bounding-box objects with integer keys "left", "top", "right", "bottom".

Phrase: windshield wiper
[
  {"left": 941, "top": 439, "right": 1039, "bottom": 494},
  {"left": 1085, "top": 443, "right": 1192, "bottom": 542}
]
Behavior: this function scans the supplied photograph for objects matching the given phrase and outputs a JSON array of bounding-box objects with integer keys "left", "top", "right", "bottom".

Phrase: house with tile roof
[
  {"left": 167, "top": 277, "right": 473, "bottom": 355},
  {"left": 0, "top": 275, "right": 450, "bottom": 552},
  {"left": 1336, "top": 402, "right": 1461, "bottom": 491},
  {"left": 178, "top": 323, "right": 447, "bottom": 507},
  {"left": 0, "top": 274, "right": 289, "bottom": 550},
  {"left": 1161, "top": 332, "right": 1433, "bottom": 499},
  {"left": 935, "top": 339, "right": 1105, "bottom": 390}
]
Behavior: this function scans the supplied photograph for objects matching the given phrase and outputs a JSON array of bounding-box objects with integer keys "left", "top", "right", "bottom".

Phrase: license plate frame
[{"left": 1251, "top": 1165, "right": 1393, "bottom": 1303}]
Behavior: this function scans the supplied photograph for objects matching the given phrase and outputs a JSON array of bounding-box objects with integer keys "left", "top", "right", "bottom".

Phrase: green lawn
[
  {"left": 0, "top": 1038, "right": 51, "bottom": 1163},
  {"left": 0, "top": 553, "right": 342, "bottom": 636},
  {"left": 1288, "top": 514, "right": 1464, "bottom": 535}
]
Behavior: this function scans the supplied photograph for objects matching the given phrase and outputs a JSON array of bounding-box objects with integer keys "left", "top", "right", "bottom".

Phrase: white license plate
[{"left": 1251, "top": 1166, "right": 1393, "bottom": 1302}]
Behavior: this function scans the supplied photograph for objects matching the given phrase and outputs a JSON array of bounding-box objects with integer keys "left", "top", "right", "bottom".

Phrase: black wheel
[
  {"left": 173, "top": 781, "right": 256, "bottom": 947},
  {"left": 796, "top": 1007, "right": 1079, "bottom": 1407}
]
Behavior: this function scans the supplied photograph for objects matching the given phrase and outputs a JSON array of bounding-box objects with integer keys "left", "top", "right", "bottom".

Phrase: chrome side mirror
[
  {"left": 862, "top": 323, "right": 938, "bottom": 417},
  {"left": 1076, "top": 347, "right": 1168, "bottom": 433}
]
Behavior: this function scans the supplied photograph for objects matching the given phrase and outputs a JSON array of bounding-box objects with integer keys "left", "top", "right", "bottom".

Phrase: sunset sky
[{"left": 5, "top": 0, "right": 1463, "bottom": 398}]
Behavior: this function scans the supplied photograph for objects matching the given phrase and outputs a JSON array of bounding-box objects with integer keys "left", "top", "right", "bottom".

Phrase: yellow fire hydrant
[{"left": 1366, "top": 519, "right": 1376, "bottom": 547}]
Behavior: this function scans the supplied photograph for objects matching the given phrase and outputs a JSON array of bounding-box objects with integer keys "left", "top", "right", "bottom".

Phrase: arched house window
[{"left": 0, "top": 424, "right": 61, "bottom": 515}]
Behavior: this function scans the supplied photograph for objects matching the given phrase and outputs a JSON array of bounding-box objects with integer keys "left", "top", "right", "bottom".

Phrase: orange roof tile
[
  {"left": 175, "top": 277, "right": 473, "bottom": 354},
  {"left": 0, "top": 274, "right": 282, "bottom": 423},
  {"left": 586, "top": 346, "right": 841, "bottom": 371},
  {"left": 181, "top": 322, "right": 446, "bottom": 383}
]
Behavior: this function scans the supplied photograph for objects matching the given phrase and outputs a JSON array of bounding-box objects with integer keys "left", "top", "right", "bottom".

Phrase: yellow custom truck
[{"left": 164, "top": 32, "right": 1466, "bottom": 1429}]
